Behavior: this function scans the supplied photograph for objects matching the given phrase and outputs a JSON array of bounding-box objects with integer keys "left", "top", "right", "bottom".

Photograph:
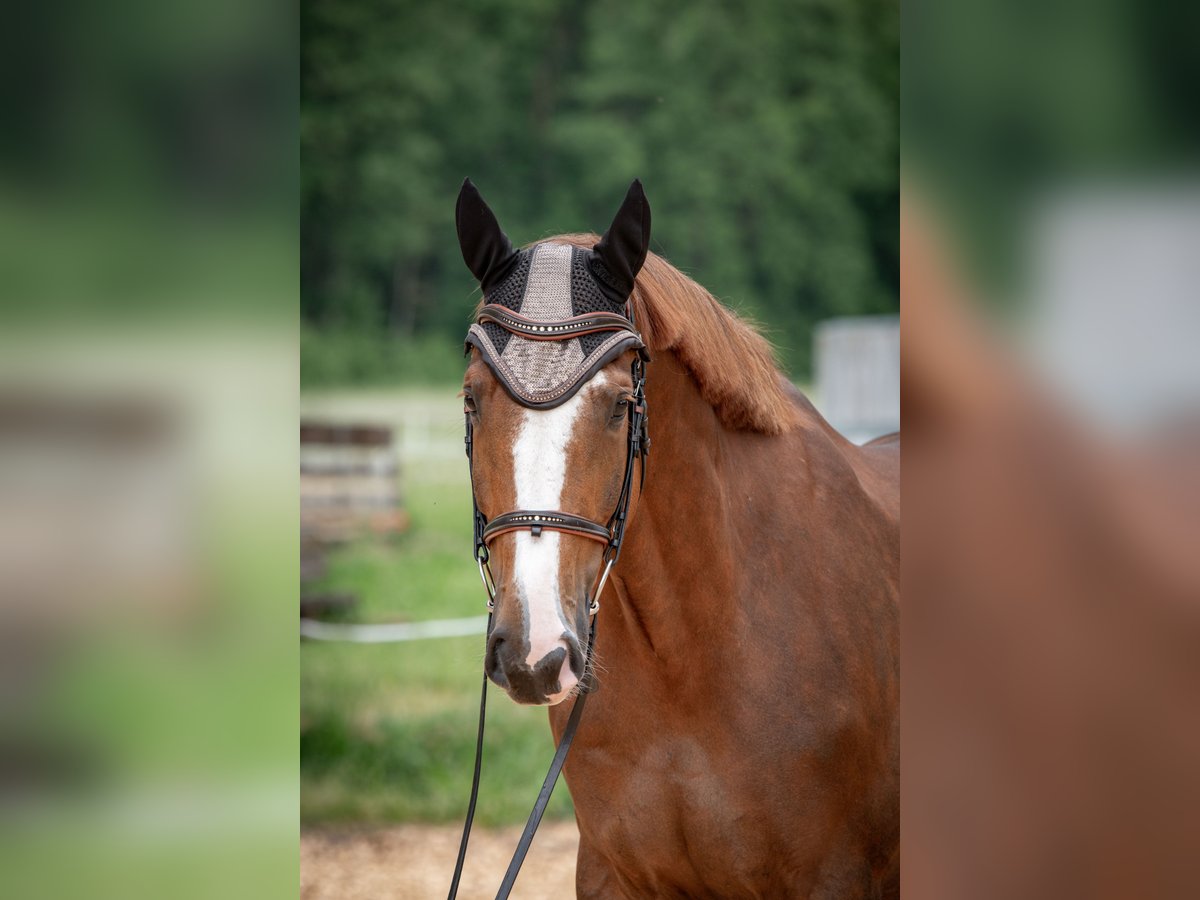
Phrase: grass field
[{"left": 300, "top": 389, "right": 574, "bottom": 826}]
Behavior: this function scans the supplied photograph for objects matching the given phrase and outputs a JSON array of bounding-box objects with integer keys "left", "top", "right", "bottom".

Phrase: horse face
[
  {"left": 464, "top": 352, "right": 636, "bottom": 704},
  {"left": 456, "top": 177, "right": 650, "bottom": 704}
]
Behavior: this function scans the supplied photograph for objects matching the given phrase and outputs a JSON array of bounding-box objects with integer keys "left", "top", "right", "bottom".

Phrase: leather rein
[{"left": 448, "top": 304, "right": 649, "bottom": 900}]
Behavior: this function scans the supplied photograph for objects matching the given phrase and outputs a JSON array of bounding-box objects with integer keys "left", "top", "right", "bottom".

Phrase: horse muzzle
[{"left": 485, "top": 625, "right": 586, "bottom": 705}]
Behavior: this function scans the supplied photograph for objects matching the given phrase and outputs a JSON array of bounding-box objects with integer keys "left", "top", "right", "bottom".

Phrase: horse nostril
[{"left": 485, "top": 632, "right": 509, "bottom": 688}]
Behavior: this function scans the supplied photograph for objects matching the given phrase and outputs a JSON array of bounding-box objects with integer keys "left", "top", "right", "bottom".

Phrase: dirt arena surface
[{"left": 301, "top": 822, "right": 578, "bottom": 899}]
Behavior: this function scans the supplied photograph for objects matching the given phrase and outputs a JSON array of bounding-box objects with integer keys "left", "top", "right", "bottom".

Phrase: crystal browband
[{"left": 476, "top": 304, "right": 641, "bottom": 341}]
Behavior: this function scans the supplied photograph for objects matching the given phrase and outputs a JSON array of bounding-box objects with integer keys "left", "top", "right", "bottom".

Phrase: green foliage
[
  {"left": 300, "top": 470, "right": 575, "bottom": 824},
  {"left": 302, "top": 0, "right": 898, "bottom": 379}
]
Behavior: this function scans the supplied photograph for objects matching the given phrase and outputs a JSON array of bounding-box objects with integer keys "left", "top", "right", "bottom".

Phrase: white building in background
[{"left": 814, "top": 315, "right": 900, "bottom": 444}]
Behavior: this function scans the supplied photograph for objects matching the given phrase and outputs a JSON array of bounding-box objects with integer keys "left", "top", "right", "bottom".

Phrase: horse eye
[
  {"left": 610, "top": 398, "right": 629, "bottom": 421},
  {"left": 464, "top": 393, "right": 478, "bottom": 414}
]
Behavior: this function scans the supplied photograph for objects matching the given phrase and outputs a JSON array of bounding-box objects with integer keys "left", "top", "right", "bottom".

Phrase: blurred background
[
  {"left": 299, "top": 0, "right": 897, "bottom": 895},
  {"left": 300, "top": 0, "right": 899, "bottom": 384}
]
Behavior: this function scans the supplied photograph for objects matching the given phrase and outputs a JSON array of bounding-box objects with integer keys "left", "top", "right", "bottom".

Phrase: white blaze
[{"left": 511, "top": 374, "right": 607, "bottom": 672}]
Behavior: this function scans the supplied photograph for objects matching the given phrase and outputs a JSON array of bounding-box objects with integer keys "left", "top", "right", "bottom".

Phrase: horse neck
[{"left": 611, "top": 352, "right": 766, "bottom": 657}]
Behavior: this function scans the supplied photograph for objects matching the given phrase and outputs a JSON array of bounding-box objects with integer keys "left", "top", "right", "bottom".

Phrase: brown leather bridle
[
  {"left": 465, "top": 304, "right": 649, "bottom": 618},
  {"left": 449, "top": 305, "right": 649, "bottom": 900}
]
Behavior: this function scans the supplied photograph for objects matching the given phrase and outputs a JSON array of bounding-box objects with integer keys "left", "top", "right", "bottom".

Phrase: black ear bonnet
[{"left": 457, "top": 179, "right": 651, "bottom": 408}]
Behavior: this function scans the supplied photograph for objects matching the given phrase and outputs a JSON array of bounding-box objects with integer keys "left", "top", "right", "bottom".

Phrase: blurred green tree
[{"left": 301, "top": 0, "right": 897, "bottom": 381}]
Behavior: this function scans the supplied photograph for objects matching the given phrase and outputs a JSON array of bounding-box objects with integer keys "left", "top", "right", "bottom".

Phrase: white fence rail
[{"left": 300, "top": 615, "right": 489, "bottom": 643}]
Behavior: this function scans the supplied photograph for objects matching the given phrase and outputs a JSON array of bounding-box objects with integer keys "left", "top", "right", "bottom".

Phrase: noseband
[{"left": 450, "top": 303, "right": 649, "bottom": 900}]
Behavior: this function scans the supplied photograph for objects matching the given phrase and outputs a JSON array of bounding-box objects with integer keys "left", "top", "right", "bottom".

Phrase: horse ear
[
  {"left": 593, "top": 179, "right": 651, "bottom": 298},
  {"left": 456, "top": 178, "right": 519, "bottom": 290}
]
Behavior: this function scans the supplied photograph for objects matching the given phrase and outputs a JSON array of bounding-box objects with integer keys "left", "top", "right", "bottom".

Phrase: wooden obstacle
[{"left": 300, "top": 420, "right": 409, "bottom": 544}]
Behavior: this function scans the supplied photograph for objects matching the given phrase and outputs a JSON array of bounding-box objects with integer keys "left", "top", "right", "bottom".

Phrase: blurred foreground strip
[
  {"left": 902, "top": 194, "right": 1200, "bottom": 899},
  {"left": 0, "top": 0, "right": 293, "bottom": 891}
]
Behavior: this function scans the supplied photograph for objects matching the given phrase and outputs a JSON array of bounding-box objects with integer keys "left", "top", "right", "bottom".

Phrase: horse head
[{"left": 457, "top": 178, "right": 651, "bottom": 705}]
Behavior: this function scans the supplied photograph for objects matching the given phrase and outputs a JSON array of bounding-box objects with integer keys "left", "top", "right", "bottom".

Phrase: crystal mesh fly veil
[{"left": 464, "top": 243, "right": 645, "bottom": 408}]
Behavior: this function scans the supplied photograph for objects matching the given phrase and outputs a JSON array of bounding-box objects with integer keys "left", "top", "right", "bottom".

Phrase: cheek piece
[{"left": 451, "top": 262, "right": 649, "bottom": 900}]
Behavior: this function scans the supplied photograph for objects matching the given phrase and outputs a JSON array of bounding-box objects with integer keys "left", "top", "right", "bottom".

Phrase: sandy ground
[{"left": 301, "top": 822, "right": 579, "bottom": 899}]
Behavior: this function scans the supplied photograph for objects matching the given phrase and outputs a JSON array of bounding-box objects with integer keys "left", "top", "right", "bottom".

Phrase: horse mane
[{"left": 551, "top": 234, "right": 798, "bottom": 435}]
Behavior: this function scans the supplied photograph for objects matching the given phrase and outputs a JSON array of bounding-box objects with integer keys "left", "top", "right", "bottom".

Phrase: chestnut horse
[{"left": 458, "top": 182, "right": 899, "bottom": 898}]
